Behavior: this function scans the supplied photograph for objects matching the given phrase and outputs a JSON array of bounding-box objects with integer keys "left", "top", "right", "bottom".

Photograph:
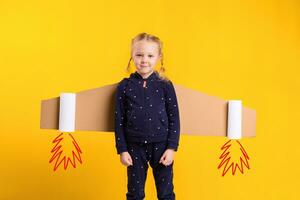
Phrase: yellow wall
[{"left": 0, "top": 0, "right": 299, "bottom": 199}]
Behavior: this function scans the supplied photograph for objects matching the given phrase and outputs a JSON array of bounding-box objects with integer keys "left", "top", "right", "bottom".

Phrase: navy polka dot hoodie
[{"left": 114, "top": 71, "right": 180, "bottom": 154}]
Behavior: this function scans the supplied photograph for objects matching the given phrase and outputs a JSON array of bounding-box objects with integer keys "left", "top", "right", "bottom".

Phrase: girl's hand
[
  {"left": 120, "top": 151, "right": 133, "bottom": 167},
  {"left": 159, "top": 149, "right": 175, "bottom": 166}
]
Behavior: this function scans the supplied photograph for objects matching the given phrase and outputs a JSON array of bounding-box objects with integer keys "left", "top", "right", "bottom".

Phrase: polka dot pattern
[
  {"left": 126, "top": 141, "right": 175, "bottom": 199},
  {"left": 114, "top": 71, "right": 180, "bottom": 155}
]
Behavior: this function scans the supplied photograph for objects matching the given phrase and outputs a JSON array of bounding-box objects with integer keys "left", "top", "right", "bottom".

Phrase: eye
[
  {"left": 148, "top": 55, "right": 153, "bottom": 58},
  {"left": 136, "top": 54, "right": 142, "bottom": 57}
]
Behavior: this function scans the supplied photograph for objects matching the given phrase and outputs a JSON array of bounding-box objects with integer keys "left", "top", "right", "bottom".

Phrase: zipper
[{"left": 142, "top": 79, "right": 150, "bottom": 134}]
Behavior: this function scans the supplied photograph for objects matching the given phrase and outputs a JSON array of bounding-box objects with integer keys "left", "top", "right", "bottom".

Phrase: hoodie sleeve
[
  {"left": 164, "top": 80, "right": 180, "bottom": 151},
  {"left": 114, "top": 79, "right": 128, "bottom": 154}
]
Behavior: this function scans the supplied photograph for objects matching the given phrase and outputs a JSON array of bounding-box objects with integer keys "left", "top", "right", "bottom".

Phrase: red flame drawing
[
  {"left": 49, "top": 132, "right": 83, "bottom": 171},
  {"left": 217, "top": 139, "right": 250, "bottom": 176}
]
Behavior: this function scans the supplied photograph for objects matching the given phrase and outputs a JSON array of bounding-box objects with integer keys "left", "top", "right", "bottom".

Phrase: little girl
[{"left": 114, "top": 32, "right": 180, "bottom": 200}]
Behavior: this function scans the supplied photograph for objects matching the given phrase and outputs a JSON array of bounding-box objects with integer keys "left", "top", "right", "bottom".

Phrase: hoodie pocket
[
  {"left": 160, "top": 115, "right": 168, "bottom": 127},
  {"left": 158, "top": 110, "right": 168, "bottom": 129},
  {"left": 126, "top": 110, "right": 134, "bottom": 126}
]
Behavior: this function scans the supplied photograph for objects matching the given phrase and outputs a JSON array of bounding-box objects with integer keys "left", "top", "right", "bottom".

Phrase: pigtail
[
  {"left": 158, "top": 53, "right": 169, "bottom": 82},
  {"left": 126, "top": 57, "right": 132, "bottom": 73}
]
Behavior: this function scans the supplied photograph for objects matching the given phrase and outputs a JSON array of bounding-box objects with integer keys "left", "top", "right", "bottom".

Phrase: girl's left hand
[{"left": 159, "top": 149, "right": 175, "bottom": 166}]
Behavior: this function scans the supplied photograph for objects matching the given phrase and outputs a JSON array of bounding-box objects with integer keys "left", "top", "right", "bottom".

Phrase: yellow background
[{"left": 0, "top": 0, "right": 299, "bottom": 199}]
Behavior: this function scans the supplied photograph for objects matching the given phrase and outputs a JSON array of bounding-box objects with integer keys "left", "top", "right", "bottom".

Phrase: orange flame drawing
[
  {"left": 217, "top": 139, "right": 250, "bottom": 176},
  {"left": 49, "top": 132, "right": 83, "bottom": 171}
]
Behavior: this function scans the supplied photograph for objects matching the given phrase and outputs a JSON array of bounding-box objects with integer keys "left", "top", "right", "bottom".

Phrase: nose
[{"left": 141, "top": 55, "right": 148, "bottom": 63}]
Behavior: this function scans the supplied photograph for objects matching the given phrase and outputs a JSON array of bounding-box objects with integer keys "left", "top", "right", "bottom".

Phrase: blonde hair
[{"left": 126, "top": 32, "right": 169, "bottom": 81}]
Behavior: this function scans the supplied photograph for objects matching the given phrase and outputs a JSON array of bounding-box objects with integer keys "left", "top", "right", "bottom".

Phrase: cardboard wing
[{"left": 40, "top": 84, "right": 256, "bottom": 137}]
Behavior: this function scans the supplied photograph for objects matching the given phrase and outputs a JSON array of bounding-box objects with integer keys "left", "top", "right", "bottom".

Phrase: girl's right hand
[{"left": 120, "top": 152, "right": 133, "bottom": 166}]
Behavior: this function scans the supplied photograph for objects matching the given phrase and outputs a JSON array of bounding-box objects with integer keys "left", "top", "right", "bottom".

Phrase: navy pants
[{"left": 126, "top": 141, "right": 176, "bottom": 200}]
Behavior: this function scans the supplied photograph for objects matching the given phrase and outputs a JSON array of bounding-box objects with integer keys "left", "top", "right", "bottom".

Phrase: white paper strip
[
  {"left": 227, "top": 100, "right": 242, "bottom": 139},
  {"left": 59, "top": 93, "right": 76, "bottom": 132}
]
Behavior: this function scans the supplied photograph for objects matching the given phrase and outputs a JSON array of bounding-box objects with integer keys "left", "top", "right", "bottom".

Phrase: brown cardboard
[{"left": 40, "top": 83, "right": 256, "bottom": 137}]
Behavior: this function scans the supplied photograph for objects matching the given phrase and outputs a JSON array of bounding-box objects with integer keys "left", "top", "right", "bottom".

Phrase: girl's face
[{"left": 131, "top": 40, "right": 161, "bottom": 78}]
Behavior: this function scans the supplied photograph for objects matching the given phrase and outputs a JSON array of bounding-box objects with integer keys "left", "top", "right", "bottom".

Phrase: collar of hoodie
[{"left": 130, "top": 71, "right": 160, "bottom": 82}]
